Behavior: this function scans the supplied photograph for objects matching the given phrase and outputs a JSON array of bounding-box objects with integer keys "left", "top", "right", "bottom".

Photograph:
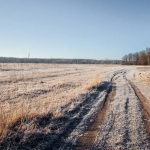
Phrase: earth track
[
  {"left": 73, "top": 70, "right": 150, "bottom": 150},
  {"left": 43, "top": 71, "right": 125, "bottom": 150},
  {"left": 73, "top": 75, "right": 116, "bottom": 150},
  {"left": 94, "top": 71, "right": 149, "bottom": 149}
]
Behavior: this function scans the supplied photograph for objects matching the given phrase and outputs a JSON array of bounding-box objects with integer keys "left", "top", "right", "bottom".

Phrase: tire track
[
  {"left": 3, "top": 69, "right": 150, "bottom": 150},
  {"left": 48, "top": 71, "right": 125, "bottom": 150},
  {"left": 126, "top": 77, "right": 150, "bottom": 146},
  {"left": 73, "top": 73, "right": 116, "bottom": 150},
  {"left": 94, "top": 71, "right": 149, "bottom": 149}
]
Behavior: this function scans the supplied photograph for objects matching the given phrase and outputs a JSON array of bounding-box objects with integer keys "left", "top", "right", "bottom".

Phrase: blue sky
[{"left": 0, "top": 0, "right": 150, "bottom": 59}]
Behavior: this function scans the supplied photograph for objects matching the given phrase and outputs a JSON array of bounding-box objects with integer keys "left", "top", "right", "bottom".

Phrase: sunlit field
[{"left": 0, "top": 63, "right": 123, "bottom": 141}]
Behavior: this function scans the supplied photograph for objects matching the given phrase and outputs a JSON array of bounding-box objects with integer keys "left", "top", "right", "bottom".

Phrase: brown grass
[
  {"left": 0, "top": 103, "right": 38, "bottom": 139},
  {"left": 84, "top": 74, "right": 103, "bottom": 90},
  {"left": 0, "top": 63, "right": 123, "bottom": 142}
]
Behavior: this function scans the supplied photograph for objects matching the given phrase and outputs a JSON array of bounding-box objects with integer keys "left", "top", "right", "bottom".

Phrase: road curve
[{"left": 94, "top": 70, "right": 149, "bottom": 149}]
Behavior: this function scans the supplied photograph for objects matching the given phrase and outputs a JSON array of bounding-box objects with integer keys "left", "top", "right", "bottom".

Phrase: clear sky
[{"left": 0, "top": 0, "right": 150, "bottom": 60}]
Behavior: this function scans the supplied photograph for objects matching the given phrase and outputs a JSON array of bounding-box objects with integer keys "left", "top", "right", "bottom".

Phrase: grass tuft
[{"left": 84, "top": 74, "right": 103, "bottom": 90}]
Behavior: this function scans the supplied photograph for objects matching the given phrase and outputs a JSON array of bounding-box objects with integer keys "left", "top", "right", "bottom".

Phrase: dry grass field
[
  {"left": 0, "top": 63, "right": 123, "bottom": 144},
  {"left": 1, "top": 64, "right": 150, "bottom": 149}
]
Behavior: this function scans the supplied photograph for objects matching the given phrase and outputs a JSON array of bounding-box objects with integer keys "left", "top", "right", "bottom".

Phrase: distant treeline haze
[
  {"left": 122, "top": 47, "right": 150, "bottom": 65},
  {"left": 0, "top": 57, "right": 121, "bottom": 64}
]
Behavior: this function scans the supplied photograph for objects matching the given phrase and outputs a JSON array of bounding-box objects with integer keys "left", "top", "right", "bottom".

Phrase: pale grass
[
  {"left": 0, "top": 104, "right": 38, "bottom": 141},
  {"left": 136, "top": 72, "right": 150, "bottom": 86},
  {"left": 84, "top": 74, "right": 104, "bottom": 90},
  {"left": 0, "top": 63, "right": 124, "bottom": 141},
  {"left": 0, "top": 69, "right": 81, "bottom": 83}
]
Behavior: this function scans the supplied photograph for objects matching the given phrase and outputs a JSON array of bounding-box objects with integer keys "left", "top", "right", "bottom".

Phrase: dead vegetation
[
  {"left": 0, "top": 63, "right": 122, "bottom": 148},
  {"left": 84, "top": 74, "right": 104, "bottom": 90}
]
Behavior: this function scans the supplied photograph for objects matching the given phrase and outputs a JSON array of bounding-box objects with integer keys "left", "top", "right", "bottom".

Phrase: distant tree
[
  {"left": 124, "top": 55, "right": 128, "bottom": 64},
  {"left": 0, "top": 57, "right": 121, "bottom": 64},
  {"left": 121, "top": 56, "right": 125, "bottom": 64},
  {"left": 138, "top": 51, "right": 147, "bottom": 65},
  {"left": 127, "top": 53, "right": 133, "bottom": 65},
  {"left": 132, "top": 52, "right": 139, "bottom": 65},
  {"left": 146, "top": 48, "right": 150, "bottom": 65}
]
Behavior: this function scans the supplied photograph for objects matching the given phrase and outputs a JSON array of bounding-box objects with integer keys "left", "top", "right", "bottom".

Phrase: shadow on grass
[{"left": 0, "top": 81, "right": 110, "bottom": 150}]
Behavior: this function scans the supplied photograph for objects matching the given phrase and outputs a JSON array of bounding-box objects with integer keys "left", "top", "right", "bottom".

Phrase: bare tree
[
  {"left": 127, "top": 53, "right": 133, "bottom": 65},
  {"left": 132, "top": 52, "right": 139, "bottom": 65},
  {"left": 138, "top": 51, "right": 147, "bottom": 65},
  {"left": 146, "top": 48, "right": 150, "bottom": 65}
]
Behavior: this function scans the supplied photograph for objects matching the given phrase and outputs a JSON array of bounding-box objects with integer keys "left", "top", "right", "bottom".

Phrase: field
[{"left": 0, "top": 63, "right": 150, "bottom": 149}]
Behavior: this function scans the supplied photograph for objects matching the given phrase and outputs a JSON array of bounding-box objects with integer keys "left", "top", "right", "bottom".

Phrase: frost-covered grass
[{"left": 0, "top": 63, "right": 124, "bottom": 144}]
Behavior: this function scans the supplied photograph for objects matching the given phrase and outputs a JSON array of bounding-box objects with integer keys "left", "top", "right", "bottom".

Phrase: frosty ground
[{"left": 0, "top": 64, "right": 150, "bottom": 149}]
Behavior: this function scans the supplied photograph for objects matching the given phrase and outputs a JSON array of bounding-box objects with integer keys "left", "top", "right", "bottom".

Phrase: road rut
[
  {"left": 94, "top": 71, "right": 149, "bottom": 149},
  {"left": 2, "top": 70, "right": 149, "bottom": 150}
]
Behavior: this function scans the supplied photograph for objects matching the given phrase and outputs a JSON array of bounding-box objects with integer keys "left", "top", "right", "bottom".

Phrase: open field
[{"left": 1, "top": 63, "right": 150, "bottom": 149}]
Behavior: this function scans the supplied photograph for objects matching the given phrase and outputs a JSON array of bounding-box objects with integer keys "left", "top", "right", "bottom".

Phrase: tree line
[
  {"left": 0, "top": 57, "right": 121, "bottom": 64},
  {"left": 122, "top": 47, "right": 150, "bottom": 65}
]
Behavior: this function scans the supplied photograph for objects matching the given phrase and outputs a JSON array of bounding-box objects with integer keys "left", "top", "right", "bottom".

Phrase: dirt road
[
  {"left": 74, "top": 70, "right": 150, "bottom": 149},
  {"left": 94, "top": 70, "right": 149, "bottom": 149},
  {"left": 49, "top": 70, "right": 150, "bottom": 149}
]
